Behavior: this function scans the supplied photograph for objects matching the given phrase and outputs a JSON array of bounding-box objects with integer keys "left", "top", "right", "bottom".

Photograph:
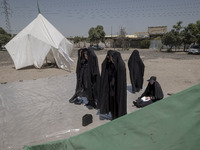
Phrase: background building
[{"left": 148, "top": 26, "right": 167, "bottom": 38}]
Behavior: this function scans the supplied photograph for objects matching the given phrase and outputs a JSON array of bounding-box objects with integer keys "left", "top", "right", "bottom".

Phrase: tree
[
  {"left": 172, "top": 21, "right": 183, "bottom": 50},
  {"left": 0, "top": 27, "right": 8, "bottom": 34},
  {"left": 162, "top": 21, "right": 186, "bottom": 51},
  {"left": 96, "top": 25, "right": 105, "bottom": 44},
  {"left": 140, "top": 40, "right": 150, "bottom": 49},
  {"left": 118, "top": 27, "right": 127, "bottom": 50},
  {"left": 195, "top": 20, "right": 200, "bottom": 45},
  {"left": 88, "top": 27, "right": 96, "bottom": 45},
  {"left": 180, "top": 26, "right": 194, "bottom": 51},
  {"left": 88, "top": 25, "right": 105, "bottom": 47},
  {"left": 162, "top": 31, "right": 176, "bottom": 51},
  {"left": 0, "top": 27, "right": 11, "bottom": 49},
  {"left": 187, "top": 21, "right": 200, "bottom": 45},
  {"left": 162, "top": 20, "right": 200, "bottom": 52},
  {"left": 73, "top": 36, "right": 81, "bottom": 48}
]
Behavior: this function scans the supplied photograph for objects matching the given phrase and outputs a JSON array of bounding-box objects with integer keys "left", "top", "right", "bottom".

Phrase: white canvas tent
[{"left": 5, "top": 13, "right": 73, "bottom": 70}]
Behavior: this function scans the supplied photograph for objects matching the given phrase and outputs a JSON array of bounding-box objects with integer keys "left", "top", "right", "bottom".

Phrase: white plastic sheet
[
  {"left": 0, "top": 74, "right": 110, "bottom": 150},
  {"left": 0, "top": 74, "right": 153, "bottom": 150}
]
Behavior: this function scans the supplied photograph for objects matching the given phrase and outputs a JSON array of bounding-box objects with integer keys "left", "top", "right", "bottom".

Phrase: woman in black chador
[
  {"left": 69, "top": 48, "right": 100, "bottom": 109},
  {"left": 97, "top": 50, "right": 127, "bottom": 120},
  {"left": 133, "top": 76, "right": 164, "bottom": 108},
  {"left": 128, "top": 50, "right": 145, "bottom": 93}
]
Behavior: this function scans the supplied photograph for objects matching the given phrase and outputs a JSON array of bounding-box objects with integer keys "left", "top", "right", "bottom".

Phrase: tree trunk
[{"left": 183, "top": 44, "right": 186, "bottom": 52}]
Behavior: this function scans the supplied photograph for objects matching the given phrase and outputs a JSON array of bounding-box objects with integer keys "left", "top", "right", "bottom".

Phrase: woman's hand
[{"left": 145, "top": 97, "right": 151, "bottom": 100}]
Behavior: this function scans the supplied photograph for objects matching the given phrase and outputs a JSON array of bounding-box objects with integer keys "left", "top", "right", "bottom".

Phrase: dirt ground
[
  {"left": 0, "top": 48, "right": 200, "bottom": 150},
  {"left": 0, "top": 48, "right": 200, "bottom": 94}
]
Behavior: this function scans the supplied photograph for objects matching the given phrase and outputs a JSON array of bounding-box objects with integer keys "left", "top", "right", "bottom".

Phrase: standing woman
[
  {"left": 128, "top": 50, "right": 145, "bottom": 93},
  {"left": 98, "top": 50, "right": 127, "bottom": 120},
  {"left": 69, "top": 48, "right": 100, "bottom": 109}
]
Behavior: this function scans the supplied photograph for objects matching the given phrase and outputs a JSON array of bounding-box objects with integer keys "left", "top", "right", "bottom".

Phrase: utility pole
[
  {"left": 0, "top": 0, "right": 12, "bottom": 34},
  {"left": 111, "top": 26, "right": 112, "bottom": 37}
]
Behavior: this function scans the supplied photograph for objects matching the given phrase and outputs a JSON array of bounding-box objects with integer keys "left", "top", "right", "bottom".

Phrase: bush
[
  {"left": 140, "top": 40, "right": 150, "bottom": 49},
  {"left": 154, "top": 36, "right": 161, "bottom": 40},
  {"left": 129, "top": 40, "right": 140, "bottom": 48}
]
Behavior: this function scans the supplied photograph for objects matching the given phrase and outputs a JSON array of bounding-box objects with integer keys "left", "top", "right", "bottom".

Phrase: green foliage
[
  {"left": 162, "top": 31, "right": 176, "bottom": 51},
  {"left": 88, "top": 25, "right": 105, "bottom": 45},
  {"left": 0, "top": 27, "right": 8, "bottom": 34},
  {"left": 0, "top": 27, "right": 11, "bottom": 49},
  {"left": 140, "top": 39, "right": 150, "bottom": 49},
  {"left": 80, "top": 37, "right": 87, "bottom": 42},
  {"left": 195, "top": 20, "right": 200, "bottom": 45},
  {"left": 171, "top": 21, "right": 183, "bottom": 49},
  {"left": 180, "top": 26, "right": 194, "bottom": 51},
  {"left": 73, "top": 36, "right": 81, "bottom": 48},
  {"left": 129, "top": 40, "right": 141, "bottom": 48},
  {"left": 73, "top": 36, "right": 81, "bottom": 44},
  {"left": 162, "top": 20, "right": 200, "bottom": 51},
  {"left": 154, "top": 36, "right": 161, "bottom": 40},
  {"left": 73, "top": 36, "right": 88, "bottom": 48},
  {"left": 96, "top": 25, "right": 105, "bottom": 43}
]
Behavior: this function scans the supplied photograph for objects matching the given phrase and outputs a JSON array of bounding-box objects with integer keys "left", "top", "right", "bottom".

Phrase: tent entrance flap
[
  {"left": 52, "top": 48, "right": 73, "bottom": 71},
  {"left": 45, "top": 50, "right": 56, "bottom": 64},
  {"left": 30, "top": 35, "right": 51, "bottom": 68},
  {"left": 52, "top": 47, "right": 73, "bottom": 71}
]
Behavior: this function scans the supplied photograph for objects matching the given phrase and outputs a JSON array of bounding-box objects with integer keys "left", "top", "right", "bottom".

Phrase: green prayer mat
[{"left": 24, "top": 83, "right": 200, "bottom": 150}]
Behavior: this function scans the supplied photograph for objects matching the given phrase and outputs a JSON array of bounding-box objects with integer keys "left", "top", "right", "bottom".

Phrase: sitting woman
[{"left": 133, "top": 76, "right": 164, "bottom": 108}]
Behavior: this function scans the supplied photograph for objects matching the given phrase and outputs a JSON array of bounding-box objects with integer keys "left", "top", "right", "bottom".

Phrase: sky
[{"left": 0, "top": 0, "right": 200, "bottom": 37}]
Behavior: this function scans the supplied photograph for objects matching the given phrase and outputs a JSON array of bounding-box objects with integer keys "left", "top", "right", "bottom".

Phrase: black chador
[
  {"left": 133, "top": 76, "right": 164, "bottom": 108},
  {"left": 69, "top": 48, "right": 100, "bottom": 109},
  {"left": 98, "top": 50, "right": 127, "bottom": 120},
  {"left": 128, "top": 50, "right": 145, "bottom": 93}
]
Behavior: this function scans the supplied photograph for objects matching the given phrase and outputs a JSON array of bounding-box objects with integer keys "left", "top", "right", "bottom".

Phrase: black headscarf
[
  {"left": 98, "top": 50, "right": 127, "bottom": 119},
  {"left": 75, "top": 48, "right": 100, "bottom": 102},
  {"left": 140, "top": 79, "right": 164, "bottom": 102},
  {"left": 128, "top": 50, "right": 145, "bottom": 93}
]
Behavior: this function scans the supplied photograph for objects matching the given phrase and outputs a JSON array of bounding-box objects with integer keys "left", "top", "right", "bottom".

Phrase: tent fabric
[
  {"left": 5, "top": 14, "right": 73, "bottom": 70},
  {"left": 24, "top": 83, "right": 200, "bottom": 150}
]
